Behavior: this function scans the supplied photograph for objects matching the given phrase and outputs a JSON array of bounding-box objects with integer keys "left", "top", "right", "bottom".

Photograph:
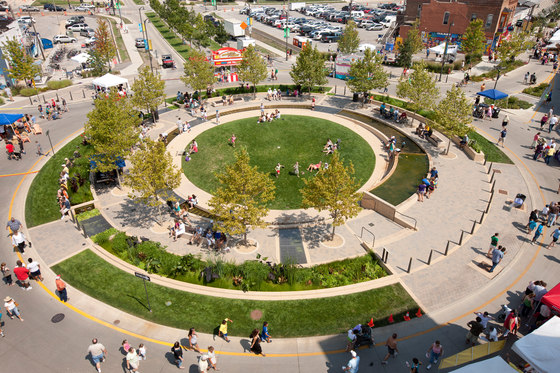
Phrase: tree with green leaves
[
  {"left": 91, "top": 18, "right": 116, "bottom": 74},
  {"left": 338, "top": 20, "right": 360, "bottom": 54},
  {"left": 462, "top": 19, "right": 486, "bottom": 60},
  {"left": 397, "top": 20, "right": 423, "bottom": 68},
  {"left": 192, "top": 13, "right": 212, "bottom": 49},
  {"left": 347, "top": 48, "right": 388, "bottom": 106},
  {"left": 213, "top": 22, "right": 229, "bottom": 46},
  {"left": 85, "top": 92, "right": 141, "bottom": 185},
  {"left": 237, "top": 45, "right": 268, "bottom": 99},
  {"left": 1, "top": 38, "right": 40, "bottom": 85},
  {"left": 396, "top": 61, "right": 439, "bottom": 111},
  {"left": 300, "top": 152, "right": 362, "bottom": 240},
  {"left": 181, "top": 49, "right": 217, "bottom": 93},
  {"left": 434, "top": 85, "right": 472, "bottom": 137},
  {"left": 124, "top": 139, "right": 181, "bottom": 223},
  {"left": 208, "top": 148, "right": 275, "bottom": 245},
  {"left": 132, "top": 67, "right": 165, "bottom": 123},
  {"left": 289, "top": 44, "right": 327, "bottom": 95},
  {"left": 496, "top": 31, "right": 531, "bottom": 64}
]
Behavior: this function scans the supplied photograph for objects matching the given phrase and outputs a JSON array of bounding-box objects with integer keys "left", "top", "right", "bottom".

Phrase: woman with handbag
[{"left": 4, "top": 296, "right": 23, "bottom": 321}]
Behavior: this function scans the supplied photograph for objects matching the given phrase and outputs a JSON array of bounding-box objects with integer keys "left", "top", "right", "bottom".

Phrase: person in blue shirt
[
  {"left": 532, "top": 222, "right": 544, "bottom": 245},
  {"left": 546, "top": 227, "right": 560, "bottom": 249},
  {"left": 343, "top": 350, "right": 360, "bottom": 373},
  {"left": 261, "top": 321, "right": 271, "bottom": 343},
  {"left": 429, "top": 167, "right": 438, "bottom": 179}
]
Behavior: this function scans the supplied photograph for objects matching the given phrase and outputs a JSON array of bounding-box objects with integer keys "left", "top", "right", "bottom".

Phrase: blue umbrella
[
  {"left": 0, "top": 113, "right": 24, "bottom": 125},
  {"left": 476, "top": 89, "right": 508, "bottom": 100}
]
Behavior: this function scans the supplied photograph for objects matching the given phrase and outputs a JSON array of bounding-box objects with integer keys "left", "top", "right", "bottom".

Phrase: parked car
[
  {"left": 17, "top": 16, "right": 35, "bottom": 25},
  {"left": 21, "top": 5, "right": 39, "bottom": 12},
  {"left": 80, "top": 28, "right": 95, "bottom": 37},
  {"left": 135, "top": 38, "right": 145, "bottom": 48},
  {"left": 84, "top": 37, "right": 97, "bottom": 47},
  {"left": 366, "top": 23, "right": 384, "bottom": 31},
  {"left": 53, "top": 35, "right": 76, "bottom": 43},
  {"left": 161, "top": 54, "right": 174, "bottom": 68},
  {"left": 321, "top": 32, "right": 341, "bottom": 43},
  {"left": 74, "top": 6, "right": 92, "bottom": 12},
  {"left": 44, "top": 4, "right": 65, "bottom": 11},
  {"left": 66, "top": 16, "right": 85, "bottom": 27},
  {"left": 68, "top": 23, "right": 88, "bottom": 32}
]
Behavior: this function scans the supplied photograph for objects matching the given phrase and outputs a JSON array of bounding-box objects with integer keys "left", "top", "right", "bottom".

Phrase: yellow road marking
[{"left": 0, "top": 170, "right": 39, "bottom": 177}]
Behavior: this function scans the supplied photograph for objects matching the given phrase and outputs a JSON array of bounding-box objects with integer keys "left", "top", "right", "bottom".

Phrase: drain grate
[
  {"left": 499, "top": 190, "right": 508, "bottom": 195},
  {"left": 51, "top": 313, "right": 65, "bottom": 323},
  {"left": 113, "top": 320, "right": 120, "bottom": 325}
]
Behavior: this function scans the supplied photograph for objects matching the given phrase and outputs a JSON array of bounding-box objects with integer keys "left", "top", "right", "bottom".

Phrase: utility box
[{"left": 237, "top": 37, "right": 255, "bottom": 50}]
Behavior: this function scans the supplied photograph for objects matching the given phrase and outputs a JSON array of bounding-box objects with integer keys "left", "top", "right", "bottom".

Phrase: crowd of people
[
  {"left": 379, "top": 102, "right": 408, "bottom": 124},
  {"left": 416, "top": 167, "right": 439, "bottom": 202}
]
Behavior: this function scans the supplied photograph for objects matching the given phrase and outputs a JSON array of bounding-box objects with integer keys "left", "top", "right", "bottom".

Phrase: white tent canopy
[
  {"left": 512, "top": 316, "right": 560, "bottom": 373},
  {"left": 429, "top": 42, "right": 458, "bottom": 55},
  {"left": 449, "top": 356, "right": 517, "bottom": 373},
  {"left": 92, "top": 73, "right": 129, "bottom": 89},
  {"left": 71, "top": 52, "right": 91, "bottom": 64}
]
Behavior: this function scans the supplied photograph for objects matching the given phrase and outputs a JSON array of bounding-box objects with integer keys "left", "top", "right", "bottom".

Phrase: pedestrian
[
  {"left": 489, "top": 246, "right": 506, "bottom": 273},
  {"left": 293, "top": 161, "right": 300, "bottom": 177},
  {"left": 18, "top": 138, "right": 25, "bottom": 155},
  {"left": 311, "top": 97, "right": 316, "bottom": 110},
  {"left": 343, "top": 350, "right": 360, "bottom": 372},
  {"left": 55, "top": 274, "right": 68, "bottom": 302},
  {"left": 87, "top": 338, "right": 107, "bottom": 373},
  {"left": 502, "top": 114, "right": 509, "bottom": 129},
  {"left": 417, "top": 183, "right": 426, "bottom": 202},
  {"left": 5, "top": 86, "right": 13, "bottom": 101},
  {"left": 171, "top": 341, "right": 185, "bottom": 369},
  {"left": 497, "top": 128, "right": 507, "bottom": 147},
  {"left": 4, "top": 296, "right": 23, "bottom": 321},
  {"left": 545, "top": 146, "right": 555, "bottom": 165},
  {"left": 126, "top": 347, "right": 140, "bottom": 372},
  {"left": 261, "top": 321, "right": 272, "bottom": 343},
  {"left": 346, "top": 328, "right": 357, "bottom": 352},
  {"left": 531, "top": 132, "right": 541, "bottom": 149},
  {"left": 6, "top": 217, "right": 22, "bottom": 234},
  {"left": 546, "top": 226, "right": 560, "bottom": 248},
  {"left": 474, "top": 311, "right": 494, "bottom": 330},
  {"left": 520, "top": 293, "right": 535, "bottom": 317},
  {"left": 480, "top": 83, "right": 486, "bottom": 92},
  {"left": 60, "top": 196, "right": 70, "bottom": 220},
  {"left": 188, "top": 327, "right": 201, "bottom": 352},
  {"left": 406, "top": 358, "right": 422, "bottom": 372},
  {"left": 0, "top": 311, "right": 4, "bottom": 336},
  {"left": 1, "top": 262, "right": 13, "bottom": 286},
  {"left": 215, "top": 109, "right": 220, "bottom": 125},
  {"left": 546, "top": 91, "right": 552, "bottom": 105},
  {"left": 540, "top": 114, "right": 549, "bottom": 129},
  {"left": 275, "top": 163, "right": 284, "bottom": 178},
  {"left": 27, "top": 258, "right": 43, "bottom": 281},
  {"left": 250, "top": 328, "right": 266, "bottom": 356},
  {"left": 177, "top": 117, "right": 183, "bottom": 133},
  {"left": 547, "top": 203, "right": 559, "bottom": 226},
  {"left": 198, "top": 354, "right": 209, "bottom": 372},
  {"left": 465, "top": 317, "right": 484, "bottom": 346},
  {"left": 207, "top": 346, "right": 218, "bottom": 370},
  {"left": 524, "top": 72, "right": 530, "bottom": 84},
  {"left": 426, "top": 340, "right": 444, "bottom": 369},
  {"left": 502, "top": 310, "right": 519, "bottom": 338},
  {"left": 229, "top": 134, "right": 236, "bottom": 148},
  {"left": 219, "top": 318, "right": 233, "bottom": 342},
  {"left": 13, "top": 260, "right": 31, "bottom": 290},
  {"left": 487, "top": 233, "right": 499, "bottom": 256},
  {"left": 381, "top": 333, "right": 399, "bottom": 364},
  {"left": 138, "top": 343, "right": 146, "bottom": 360},
  {"left": 532, "top": 222, "right": 544, "bottom": 244},
  {"left": 62, "top": 97, "right": 68, "bottom": 112},
  {"left": 549, "top": 115, "right": 558, "bottom": 133}
]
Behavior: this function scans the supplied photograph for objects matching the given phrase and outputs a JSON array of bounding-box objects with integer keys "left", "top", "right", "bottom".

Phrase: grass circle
[{"left": 182, "top": 115, "right": 375, "bottom": 209}]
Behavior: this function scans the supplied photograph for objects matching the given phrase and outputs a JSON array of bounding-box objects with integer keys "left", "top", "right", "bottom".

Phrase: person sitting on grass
[
  {"left": 257, "top": 114, "right": 266, "bottom": 123},
  {"left": 307, "top": 161, "right": 322, "bottom": 172},
  {"left": 188, "top": 195, "right": 198, "bottom": 209}
]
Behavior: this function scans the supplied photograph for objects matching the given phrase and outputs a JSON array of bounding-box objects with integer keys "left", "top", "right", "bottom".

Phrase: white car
[
  {"left": 53, "top": 35, "right": 77, "bottom": 44},
  {"left": 74, "top": 6, "right": 91, "bottom": 12},
  {"left": 68, "top": 23, "right": 88, "bottom": 32},
  {"left": 84, "top": 37, "right": 97, "bottom": 47},
  {"left": 366, "top": 23, "right": 384, "bottom": 31},
  {"left": 17, "top": 16, "right": 35, "bottom": 24}
]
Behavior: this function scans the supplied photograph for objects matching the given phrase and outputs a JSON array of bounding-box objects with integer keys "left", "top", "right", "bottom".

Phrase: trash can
[{"left": 353, "top": 93, "right": 359, "bottom": 102}]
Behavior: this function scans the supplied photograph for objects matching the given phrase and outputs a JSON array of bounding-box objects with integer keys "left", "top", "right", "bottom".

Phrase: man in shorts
[
  {"left": 27, "top": 258, "right": 43, "bottom": 281},
  {"left": 547, "top": 227, "right": 560, "bottom": 248},
  {"left": 6, "top": 217, "right": 22, "bottom": 234},
  {"left": 13, "top": 260, "right": 31, "bottom": 290},
  {"left": 381, "top": 333, "right": 398, "bottom": 364},
  {"left": 87, "top": 338, "right": 107, "bottom": 373},
  {"left": 465, "top": 317, "right": 484, "bottom": 346}
]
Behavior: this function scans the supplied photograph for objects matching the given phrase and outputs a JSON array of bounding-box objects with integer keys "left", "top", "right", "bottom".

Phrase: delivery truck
[{"left": 223, "top": 19, "right": 245, "bottom": 38}]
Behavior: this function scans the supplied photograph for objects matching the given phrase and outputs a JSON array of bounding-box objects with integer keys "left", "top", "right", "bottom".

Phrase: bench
[
  {"left": 426, "top": 132, "right": 446, "bottom": 150},
  {"left": 211, "top": 96, "right": 244, "bottom": 107}
]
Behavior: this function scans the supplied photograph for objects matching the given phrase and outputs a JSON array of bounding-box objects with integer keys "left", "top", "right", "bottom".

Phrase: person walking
[
  {"left": 138, "top": 343, "right": 146, "bottom": 361},
  {"left": 4, "top": 296, "right": 23, "bottom": 321},
  {"left": 426, "top": 340, "right": 444, "bottom": 369},
  {"left": 497, "top": 128, "right": 507, "bottom": 147},
  {"left": 188, "top": 327, "right": 201, "bottom": 353},
  {"left": 546, "top": 227, "right": 560, "bottom": 248},
  {"left": 275, "top": 163, "right": 284, "bottom": 178},
  {"left": 261, "top": 321, "right": 272, "bottom": 343},
  {"left": 502, "top": 114, "right": 509, "bottom": 129},
  {"left": 13, "top": 260, "right": 31, "bottom": 290},
  {"left": 532, "top": 222, "right": 544, "bottom": 244},
  {"left": 218, "top": 318, "right": 233, "bottom": 342},
  {"left": 198, "top": 354, "right": 209, "bottom": 373},
  {"left": 11, "top": 230, "right": 27, "bottom": 254},
  {"left": 381, "top": 333, "right": 399, "bottom": 364},
  {"left": 171, "top": 341, "right": 185, "bottom": 369},
  {"left": 549, "top": 115, "right": 558, "bottom": 133},
  {"left": 126, "top": 347, "right": 140, "bottom": 372},
  {"left": 547, "top": 203, "right": 559, "bottom": 226},
  {"left": 465, "top": 317, "right": 484, "bottom": 346},
  {"left": 6, "top": 217, "right": 22, "bottom": 234},
  {"left": 406, "top": 358, "right": 422, "bottom": 373},
  {"left": 1, "top": 262, "right": 13, "bottom": 286},
  {"left": 524, "top": 72, "right": 530, "bottom": 84},
  {"left": 27, "top": 258, "right": 43, "bottom": 282},
  {"left": 487, "top": 233, "right": 499, "bottom": 257},
  {"left": 207, "top": 346, "right": 218, "bottom": 371},
  {"left": 215, "top": 110, "right": 220, "bottom": 125},
  {"left": 489, "top": 246, "right": 506, "bottom": 273},
  {"left": 250, "top": 328, "right": 266, "bottom": 356},
  {"left": 88, "top": 338, "right": 107, "bottom": 373},
  {"left": 55, "top": 275, "right": 68, "bottom": 302},
  {"left": 502, "top": 310, "right": 519, "bottom": 338},
  {"left": 343, "top": 350, "right": 360, "bottom": 372}
]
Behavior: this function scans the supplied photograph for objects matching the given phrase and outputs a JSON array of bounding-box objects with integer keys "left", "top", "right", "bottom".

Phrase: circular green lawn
[{"left": 182, "top": 115, "right": 375, "bottom": 209}]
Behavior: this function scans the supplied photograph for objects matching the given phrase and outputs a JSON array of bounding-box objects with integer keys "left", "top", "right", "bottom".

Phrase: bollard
[
  {"left": 444, "top": 241, "right": 450, "bottom": 256},
  {"left": 83, "top": 89, "right": 86, "bottom": 98},
  {"left": 335, "top": 85, "right": 337, "bottom": 95},
  {"left": 70, "top": 91, "right": 73, "bottom": 101},
  {"left": 445, "top": 74, "right": 449, "bottom": 83},
  {"left": 29, "top": 96, "right": 32, "bottom": 105},
  {"left": 42, "top": 95, "right": 46, "bottom": 103},
  {"left": 56, "top": 93, "right": 59, "bottom": 102},
  {"left": 427, "top": 249, "right": 433, "bottom": 265},
  {"left": 407, "top": 257, "right": 412, "bottom": 273},
  {"left": 344, "top": 86, "right": 346, "bottom": 96},
  {"left": 471, "top": 220, "right": 477, "bottom": 234}
]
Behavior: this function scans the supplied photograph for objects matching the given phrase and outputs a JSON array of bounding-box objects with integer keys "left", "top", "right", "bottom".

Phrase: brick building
[{"left": 399, "top": 0, "right": 518, "bottom": 51}]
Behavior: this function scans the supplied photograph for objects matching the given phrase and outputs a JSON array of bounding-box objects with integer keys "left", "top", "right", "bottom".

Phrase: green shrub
[
  {"left": 111, "top": 232, "right": 130, "bottom": 255},
  {"left": 522, "top": 82, "right": 549, "bottom": 97},
  {"left": 20, "top": 88, "right": 42, "bottom": 97},
  {"left": 47, "top": 79, "right": 72, "bottom": 90},
  {"left": 92, "top": 228, "right": 119, "bottom": 247},
  {"left": 0, "top": 96, "right": 4, "bottom": 105},
  {"left": 484, "top": 96, "right": 533, "bottom": 109}
]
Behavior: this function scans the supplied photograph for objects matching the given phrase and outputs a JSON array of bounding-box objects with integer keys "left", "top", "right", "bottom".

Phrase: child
[
  {"left": 261, "top": 321, "right": 271, "bottom": 343},
  {"left": 138, "top": 343, "right": 146, "bottom": 360},
  {"left": 122, "top": 339, "right": 131, "bottom": 354},
  {"left": 230, "top": 134, "right": 236, "bottom": 148},
  {"left": 219, "top": 318, "right": 233, "bottom": 342}
]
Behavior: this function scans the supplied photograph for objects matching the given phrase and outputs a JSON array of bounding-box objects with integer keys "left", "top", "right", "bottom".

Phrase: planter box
[{"left": 452, "top": 136, "right": 485, "bottom": 162}]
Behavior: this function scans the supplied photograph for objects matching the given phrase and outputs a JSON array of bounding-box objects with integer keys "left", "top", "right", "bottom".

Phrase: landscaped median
[{"left": 53, "top": 249, "right": 418, "bottom": 337}]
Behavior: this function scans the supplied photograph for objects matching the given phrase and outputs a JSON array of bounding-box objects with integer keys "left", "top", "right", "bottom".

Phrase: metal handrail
[
  {"left": 395, "top": 211, "right": 417, "bottom": 230},
  {"left": 360, "top": 226, "right": 376, "bottom": 248}
]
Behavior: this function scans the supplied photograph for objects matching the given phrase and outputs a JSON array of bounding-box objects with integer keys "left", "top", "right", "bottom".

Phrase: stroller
[
  {"left": 473, "top": 105, "right": 485, "bottom": 119},
  {"left": 513, "top": 193, "right": 526, "bottom": 208},
  {"left": 353, "top": 324, "right": 374, "bottom": 348}
]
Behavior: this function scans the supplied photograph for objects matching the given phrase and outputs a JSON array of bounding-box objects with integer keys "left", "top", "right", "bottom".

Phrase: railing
[
  {"left": 360, "top": 226, "right": 375, "bottom": 248},
  {"left": 395, "top": 211, "right": 417, "bottom": 230}
]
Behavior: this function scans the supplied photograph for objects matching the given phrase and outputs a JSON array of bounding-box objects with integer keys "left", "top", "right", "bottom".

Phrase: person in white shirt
[
  {"left": 27, "top": 258, "right": 43, "bottom": 281},
  {"left": 474, "top": 311, "right": 494, "bottom": 330}
]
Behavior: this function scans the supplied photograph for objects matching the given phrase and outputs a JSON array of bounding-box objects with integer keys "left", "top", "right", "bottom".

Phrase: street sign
[
  {"left": 144, "top": 39, "right": 148, "bottom": 50},
  {"left": 240, "top": 21, "right": 248, "bottom": 30},
  {"left": 284, "top": 27, "right": 290, "bottom": 38},
  {"left": 134, "top": 272, "right": 151, "bottom": 281},
  {"left": 138, "top": 23, "right": 143, "bottom": 33}
]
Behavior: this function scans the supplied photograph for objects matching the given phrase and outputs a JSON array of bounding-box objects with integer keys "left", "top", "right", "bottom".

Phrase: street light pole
[
  {"left": 439, "top": 20, "right": 454, "bottom": 82},
  {"left": 285, "top": 0, "right": 289, "bottom": 61},
  {"left": 494, "top": 67, "right": 501, "bottom": 89},
  {"left": 144, "top": 19, "right": 154, "bottom": 73}
]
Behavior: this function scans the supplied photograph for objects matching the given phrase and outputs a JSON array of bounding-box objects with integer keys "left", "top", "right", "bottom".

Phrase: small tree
[
  {"left": 397, "top": 20, "right": 423, "bottom": 68},
  {"left": 396, "top": 61, "right": 439, "bottom": 111},
  {"left": 181, "top": 49, "right": 217, "bottom": 93},
  {"left": 213, "top": 22, "right": 229, "bottom": 46},
  {"left": 124, "top": 139, "right": 181, "bottom": 223},
  {"left": 347, "top": 48, "right": 388, "bottom": 106},
  {"left": 132, "top": 67, "right": 165, "bottom": 123},
  {"left": 434, "top": 85, "right": 473, "bottom": 137},
  {"left": 208, "top": 149, "right": 275, "bottom": 245},
  {"left": 338, "top": 20, "right": 360, "bottom": 54},
  {"left": 289, "top": 44, "right": 327, "bottom": 95},
  {"left": 496, "top": 31, "right": 531, "bottom": 64},
  {"left": 91, "top": 18, "right": 116, "bottom": 73},
  {"left": 462, "top": 19, "right": 486, "bottom": 61},
  {"left": 237, "top": 45, "right": 268, "bottom": 99},
  {"left": 1, "top": 38, "right": 40, "bottom": 85},
  {"left": 85, "top": 93, "right": 141, "bottom": 185},
  {"left": 300, "top": 152, "right": 362, "bottom": 240}
]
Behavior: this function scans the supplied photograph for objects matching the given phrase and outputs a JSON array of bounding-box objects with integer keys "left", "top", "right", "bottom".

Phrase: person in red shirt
[
  {"left": 13, "top": 260, "right": 31, "bottom": 290},
  {"left": 6, "top": 142, "right": 14, "bottom": 159}
]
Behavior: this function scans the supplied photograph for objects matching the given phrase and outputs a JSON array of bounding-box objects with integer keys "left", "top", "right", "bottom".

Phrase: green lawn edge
[
  {"left": 53, "top": 249, "right": 418, "bottom": 337},
  {"left": 468, "top": 131, "right": 514, "bottom": 164}
]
